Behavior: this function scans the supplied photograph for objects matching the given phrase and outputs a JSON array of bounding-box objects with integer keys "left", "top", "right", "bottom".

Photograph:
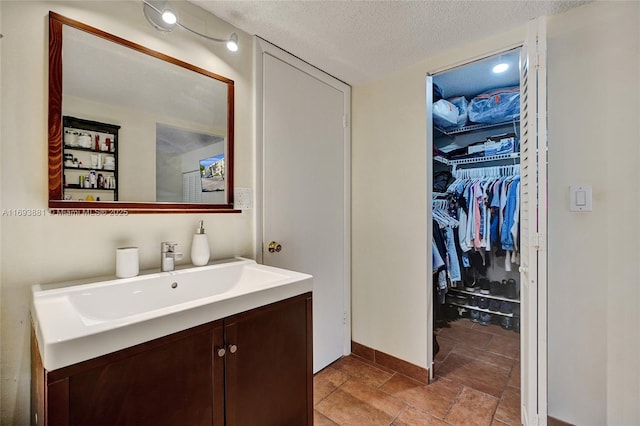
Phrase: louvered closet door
[{"left": 519, "top": 17, "right": 548, "bottom": 426}]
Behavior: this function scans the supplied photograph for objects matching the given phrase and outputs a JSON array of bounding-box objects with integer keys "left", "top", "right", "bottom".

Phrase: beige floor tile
[
  {"left": 436, "top": 325, "right": 494, "bottom": 350},
  {"left": 316, "top": 379, "right": 406, "bottom": 426},
  {"left": 331, "top": 355, "right": 394, "bottom": 388},
  {"left": 392, "top": 406, "right": 452, "bottom": 426},
  {"left": 314, "top": 409, "right": 339, "bottom": 425},
  {"left": 471, "top": 322, "right": 519, "bottom": 339},
  {"left": 434, "top": 336, "right": 456, "bottom": 362},
  {"left": 445, "top": 387, "right": 499, "bottom": 426},
  {"left": 486, "top": 335, "right": 520, "bottom": 359},
  {"left": 451, "top": 344, "right": 516, "bottom": 371},
  {"left": 381, "top": 374, "right": 462, "bottom": 418},
  {"left": 314, "top": 354, "right": 519, "bottom": 426},
  {"left": 507, "top": 362, "right": 520, "bottom": 389},
  {"left": 314, "top": 365, "right": 350, "bottom": 404},
  {"left": 452, "top": 318, "right": 476, "bottom": 329},
  {"left": 437, "top": 353, "right": 510, "bottom": 398},
  {"left": 494, "top": 386, "right": 521, "bottom": 425}
]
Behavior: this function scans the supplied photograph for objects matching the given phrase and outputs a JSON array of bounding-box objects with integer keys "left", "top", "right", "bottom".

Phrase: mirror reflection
[
  {"left": 155, "top": 123, "right": 225, "bottom": 203},
  {"left": 49, "top": 12, "right": 235, "bottom": 211}
]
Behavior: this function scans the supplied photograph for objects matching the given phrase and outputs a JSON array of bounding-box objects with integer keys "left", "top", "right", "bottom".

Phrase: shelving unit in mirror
[{"left": 62, "top": 116, "right": 120, "bottom": 202}]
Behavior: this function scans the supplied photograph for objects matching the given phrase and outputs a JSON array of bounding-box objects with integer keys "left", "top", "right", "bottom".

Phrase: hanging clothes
[
  {"left": 432, "top": 195, "right": 464, "bottom": 302},
  {"left": 445, "top": 165, "right": 520, "bottom": 260},
  {"left": 432, "top": 163, "right": 518, "bottom": 304}
]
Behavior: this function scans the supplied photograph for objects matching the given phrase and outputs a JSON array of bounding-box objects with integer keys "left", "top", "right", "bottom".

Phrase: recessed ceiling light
[
  {"left": 493, "top": 63, "right": 509, "bottom": 74},
  {"left": 161, "top": 10, "right": 177, "bottom": 25}
]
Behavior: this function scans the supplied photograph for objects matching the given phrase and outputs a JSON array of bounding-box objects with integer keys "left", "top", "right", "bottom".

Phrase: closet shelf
[
  {"left": 435, "top": 152, "right": 519, "bottom": 166},
  {"left": 447, "top": 301, "right": 515, "bottom": 318},
  {"left": 64, "top": 185, "right": 116, "bottom": 191},
  {"left": 435, "top": 119, "right": 520, "bottom": 137},
  {"left": 449, "top": 287, "right": 520, "bottom": 304}
]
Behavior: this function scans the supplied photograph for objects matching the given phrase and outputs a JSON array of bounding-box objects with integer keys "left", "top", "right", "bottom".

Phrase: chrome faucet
[{"left": 161, "top": 242, "right": 183, "bottom": 272}]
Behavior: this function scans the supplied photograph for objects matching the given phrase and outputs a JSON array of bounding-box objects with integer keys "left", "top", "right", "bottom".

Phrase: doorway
[
  {"left": 429, "top": 48, "right": 523, "bottom": 423},
  {"left": 426, "top": 17, "right": 547, "bottom": 425}
]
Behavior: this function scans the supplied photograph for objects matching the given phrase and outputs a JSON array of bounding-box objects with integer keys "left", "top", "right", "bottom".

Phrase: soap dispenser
[{"left": 190, "top": 220, "right": 210, "bottom": 266}]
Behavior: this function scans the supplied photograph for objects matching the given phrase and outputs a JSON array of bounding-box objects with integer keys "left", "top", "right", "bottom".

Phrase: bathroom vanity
[{"left": 30, "top": 258, "right": 313, "bottom": 425}]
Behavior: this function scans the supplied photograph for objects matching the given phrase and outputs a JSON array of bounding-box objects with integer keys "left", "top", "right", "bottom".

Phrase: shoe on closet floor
[
  {"left": 490, "top": 280, "right": 503, "bottom": 296},
  {"left": 464, "top": 278, "right": 477, "bottom": 292},
  {"left": 470, "top": 310, "right": 480, "bottom": 323},
  {"left": 505, "top": 278, "right": 518, "bottom": 299},
  {"left": 479, "top": 312, "right": 492, "bottom": 325},
  {"left": 512, "top": 304, "right": 520, "bottom": 317},
  {"left": 499, "top": 301, "right": 513, "bottom": 314},
  {"left": 501, "top": 316, "right": 513, "bottom": 330},
  {"left": 455, "top": 293, "right": 467, "bottom": 305},
  {"left": 513, "top": 317, "right": 520, "bottom": 333},
  {"left": 478, "top": 297, "right": 489, "bottom": 309},
  {"left": 479, "top": 278, "right": 491, "bottom": 294},
  {"left": 489, "top": 299, "right": 501, "bottom": 312},
  {"left": 446, "top": 304, "right": 459, "bottom": 320}
]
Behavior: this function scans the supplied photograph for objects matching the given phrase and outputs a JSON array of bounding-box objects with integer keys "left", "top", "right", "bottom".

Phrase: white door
[
  {"left": 519, "top": 17, "right": 548, "bottom": 426},
  {"left": 256, "top": 39, "right": 351, "bottom": 373}
]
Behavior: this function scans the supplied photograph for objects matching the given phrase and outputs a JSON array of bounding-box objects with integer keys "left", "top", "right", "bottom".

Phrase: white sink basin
[{"left": 31, "top": 257, "right": 312, "bottom": 370}]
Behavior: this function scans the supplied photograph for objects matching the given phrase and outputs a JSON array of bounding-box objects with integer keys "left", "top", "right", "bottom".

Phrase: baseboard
[{"left": 351, "top": 340, "right": 429, "bottom": 383}]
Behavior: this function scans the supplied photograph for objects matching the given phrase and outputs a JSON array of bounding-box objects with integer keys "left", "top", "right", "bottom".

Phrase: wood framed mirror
[{"left": 48, "top": 12, "right": 237, "bottom": 213}]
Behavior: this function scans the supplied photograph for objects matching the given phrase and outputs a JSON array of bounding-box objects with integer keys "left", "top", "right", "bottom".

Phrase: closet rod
[
  {"left": 445, "top": 152, "right": 519, "bottom": 166},
  {"left": 452, "top": 164, "right": 520, "bottom": 179}
]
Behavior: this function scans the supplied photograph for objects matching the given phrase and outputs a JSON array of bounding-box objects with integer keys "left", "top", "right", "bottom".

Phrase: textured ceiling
[{"left": 192, "top": 0, "right": 587, "bottom": 85}]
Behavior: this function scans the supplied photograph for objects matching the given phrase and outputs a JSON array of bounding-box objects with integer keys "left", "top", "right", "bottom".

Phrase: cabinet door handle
[
  {"left": 216, "top": 347, "right": 226, "bottom": 357},
  {"left": 228, "top": 344, "right": 238, "bottom": 354}
]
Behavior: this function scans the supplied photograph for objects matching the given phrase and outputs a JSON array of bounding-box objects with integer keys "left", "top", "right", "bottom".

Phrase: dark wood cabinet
[
  {"left": 225, "top": 294, "right": 313, "bottom": 426},
  {"left": 32, "top": 293, "right": 312, "bottom": 426}
]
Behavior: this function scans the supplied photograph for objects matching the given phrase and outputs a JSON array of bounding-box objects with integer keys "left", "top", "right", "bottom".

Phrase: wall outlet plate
[{"left": 234, "top": 187, "right": 253, "bottom": 210}]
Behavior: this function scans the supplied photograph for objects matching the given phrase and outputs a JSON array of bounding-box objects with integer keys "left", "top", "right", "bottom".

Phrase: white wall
[
  {"left": 547, "top": 2, "right": 640, "bottom": 425},
  {"left": 353, "top": 2, "right": 640, "bottom": 425},
  {"left": 0, "top": 1, "right": 254, "bottom": 424}
]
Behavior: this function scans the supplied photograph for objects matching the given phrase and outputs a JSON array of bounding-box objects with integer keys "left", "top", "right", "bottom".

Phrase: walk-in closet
[{"left": 428, "top": 48, "right": 523, "bottom": 418}]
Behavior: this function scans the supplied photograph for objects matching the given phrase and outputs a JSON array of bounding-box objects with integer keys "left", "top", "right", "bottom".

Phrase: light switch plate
[
  {"left": 570, "top": 185, "right": 592, "bottom": 212},
  {"left": 234, "top": 187, "right": 253, "bottom": 210}
]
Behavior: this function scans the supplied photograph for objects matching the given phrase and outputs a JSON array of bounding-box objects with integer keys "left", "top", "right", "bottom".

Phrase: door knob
[
  {"left": 267, "top": 241, "right": 282, "bottom": 253},
  {"left": 216, "top": 347, "right": 226, "bottom": 357},
  {"left": 228, "top": 344, "right": 238, "bottom": 354}
]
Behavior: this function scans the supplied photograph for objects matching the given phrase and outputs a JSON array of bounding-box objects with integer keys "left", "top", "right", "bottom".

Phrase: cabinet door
[
  {"left": 224, "top": 294, "right": 313, "bottom": 426},
  {"left": 67, "top": 324, "right": 223, "bottom": 426}
]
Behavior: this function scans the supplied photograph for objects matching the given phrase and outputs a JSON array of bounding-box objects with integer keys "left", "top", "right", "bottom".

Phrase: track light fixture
[{"left": 142, "top": 0, "right": 239, "bottom": 52}]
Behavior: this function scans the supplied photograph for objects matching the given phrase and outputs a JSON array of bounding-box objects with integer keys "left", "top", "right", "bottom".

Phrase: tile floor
[{"left": 314, "top": 318, "right": 520, "bottom": 425}]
